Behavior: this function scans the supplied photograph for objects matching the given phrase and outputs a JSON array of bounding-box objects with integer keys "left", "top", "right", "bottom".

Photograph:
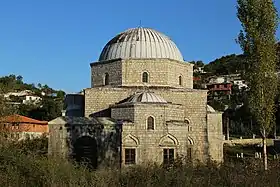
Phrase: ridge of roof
[{"left": 0, "top": 114, "right": 48, "bottom": 124}]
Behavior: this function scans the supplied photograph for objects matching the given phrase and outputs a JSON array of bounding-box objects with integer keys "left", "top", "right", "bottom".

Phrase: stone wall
[
  {"left": 48, "top": 117, "right": 121, "bottom": 168},
  {"left": 111, "top": 105, "right": 135, "bottom": 122},
  {"left": 90, "top": 59, "right": 193, "bottom": 88},
  {"left": 84, "top": 87, "right": 213, "bottom": 163},
  {"left": 121, "top": 104, "right": 192, "bottom": 164},
  {"left": 48, "top": 122, "right": 68, "bottom": 157},
  {"left": 164, "top": 104, "right": 185, "bottom": 122},
  {"left": 207, "top": 113, "right": 224, "bottom": 163},
  {"left": 84, "top": 87, "right": 207, "bottom": 122},
  {"left": 224, "top": 138, "right": 264, "bottom": 146},
  {"left": 91, "top": 60, "right": 122, "bottom": 87},
  {"left": 167, "top": 60, "right": 193, "bottom": 89},
  {"left": 122, "top": 59, "right": 169, "bottom": 87},
  {"left": 155, "top": 89, "right": 209, "bottom": 162},
  {"left": 84, "top": 87, "right": 135, "bottom": 117}
]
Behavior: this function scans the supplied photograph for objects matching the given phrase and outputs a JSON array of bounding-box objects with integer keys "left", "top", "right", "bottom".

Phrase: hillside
[
  {"left": 0, "top": 75, "right": 65, "bottom": 121},
  {"left": 204, "top": 54, "right": 246, "bottom": 75},
  {"left": 204, "top": 42, "right": 280, "bottom": 76}
]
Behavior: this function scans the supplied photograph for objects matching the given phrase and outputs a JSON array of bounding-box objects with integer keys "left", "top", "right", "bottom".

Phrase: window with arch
[
  {"left": 142, "top": 72, "right": 149, "bottom": 83},
  {"left": 147, "top": 116, "right": 155, "bottom": 130},
  {"left": 104, "top": 73, "right": 109, "bottom": 85},
  {"left": 187, "top": 138, "right": 194, "bottom": 160},
  {"left": 179, "top": 75, "right": 182, "bottom": 86}
]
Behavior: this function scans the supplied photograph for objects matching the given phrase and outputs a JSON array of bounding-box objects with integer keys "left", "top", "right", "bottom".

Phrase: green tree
[
  {"left": 237, "top": 0, "right": 279, "bottom": 170},
  {"left": 56, "top": 90, "right": 66, "bottom": 98},
  {"left": 28, "top": 96, "right": 63, "bottom": 121},
  {"left": 196, "top": 60, "right": 204, "bottom": 67},
  {"left": 190, "top": 60, "right": 205, "bottom": 70},
  {"left": 204, "top": 54, "right": 246, "bottom": 75},
  {"left": 0, "top": 86, "right": 17, "bottom": 143}
]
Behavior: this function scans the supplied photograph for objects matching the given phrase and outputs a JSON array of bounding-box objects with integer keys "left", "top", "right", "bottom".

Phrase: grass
[{"left": 1, "top": 139, "right": 280, "bottom": 186}]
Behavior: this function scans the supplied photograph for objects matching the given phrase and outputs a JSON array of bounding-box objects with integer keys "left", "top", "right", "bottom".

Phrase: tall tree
[{"left": 237, "top": 0, "right": 279, "bottom": 170}]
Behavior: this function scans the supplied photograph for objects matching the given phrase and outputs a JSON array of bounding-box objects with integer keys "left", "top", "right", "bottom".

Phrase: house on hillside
[
  {"left": 194, "top": 67, "right": 206, "bottom": 74},
  {"left": 22, "top": 95, "right": 42, "bottom": 104},
  {"left": 206, "top": 73, "right": 247, "bottom": 98},
  {"left": 0, "top": 114, "right": 48, "bottom": 140},
  {"left": 4, "top": 90, "right": 42, "bottom": 105},
  {"left": 232, "top": 80, "right": 248, "bottom": 90},
  {"left": 207, "top": 82, "right": 232, "bottom": 96}
]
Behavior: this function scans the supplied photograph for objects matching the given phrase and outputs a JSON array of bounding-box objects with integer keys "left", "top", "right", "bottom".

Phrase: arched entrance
[{"left": 73, "top": 136, "right": 98, "bottom": 169}]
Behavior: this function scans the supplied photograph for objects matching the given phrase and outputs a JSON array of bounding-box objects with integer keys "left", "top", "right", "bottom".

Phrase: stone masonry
[
  {"left": 84, "top": 57, "right": 223, "bottom": 165},
  {"left": 53, "top": 27, "right": 224, "bottom": 167}
]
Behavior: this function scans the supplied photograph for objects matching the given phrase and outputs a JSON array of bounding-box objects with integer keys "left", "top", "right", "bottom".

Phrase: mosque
[{"left": 48, "top": 27, "right": 224, "bottom": 168}]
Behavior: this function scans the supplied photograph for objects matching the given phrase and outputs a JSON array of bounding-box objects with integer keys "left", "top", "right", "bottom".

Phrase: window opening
[
  {"left": 179, "top": 76, "right": 182, "bottom": 86},
  {"left": 125, "top": 149, "right": 136, "bottom": 165},
  {"left": 163, "top": 148, "right": 174, "bottom": 165},
  {"left": 147, "top": 116, "right": 155, "bottom": 130},
  {"left": 104, "top": 73, "right": 109, "bottom": 85},
  {"left": 142, "top": 72, "right": 148, "bottom": 83}
]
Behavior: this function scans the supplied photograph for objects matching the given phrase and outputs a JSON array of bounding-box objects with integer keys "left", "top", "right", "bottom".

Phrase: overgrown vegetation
[{"left": 1, "top": 143, "right": 280, "bottom": 187}]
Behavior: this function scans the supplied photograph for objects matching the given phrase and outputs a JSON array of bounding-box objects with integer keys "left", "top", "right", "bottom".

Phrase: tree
[
  {"left": 237, "top": 0, "right": 279, "bottom": 170},
  {"left": 0, "top": 86, "right": 17, "bottom": 143},
  {"left": 28, "top": 96, "right": 63, "bottom": 121},
  {"left": 56, "top": 90, "right": 66, "bottom": 98},
  {"left": 190, "top": 60, "right": 205, "bottom": 70},
  {"left": 196, "top": 61, "right": 204, "bottom": 67},
  {"left": 204, "top": 54, "right": 246, "bottom": 75}
]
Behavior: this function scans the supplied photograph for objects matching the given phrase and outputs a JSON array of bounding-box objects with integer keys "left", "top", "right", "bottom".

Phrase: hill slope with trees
[{"left": 0, "top": 75, "right": 65, "bottom": 121}]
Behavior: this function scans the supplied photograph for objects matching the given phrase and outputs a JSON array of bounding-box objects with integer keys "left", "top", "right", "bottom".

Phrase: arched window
[
  {"left": 142, "top": 72, "right": 149, "bottom": 83},
  {"left": 147, "top": 116, "right": 154, "bottom": 130},
  {"left": 104, "top": 73, "right": 109, "bottom": 85},
  {"left": 179, "top": 76, "right": 182, "bottom": 86}
]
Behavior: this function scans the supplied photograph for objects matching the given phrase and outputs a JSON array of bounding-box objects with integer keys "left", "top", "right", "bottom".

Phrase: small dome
[
  {"left": 207, "top": 105, "right": 216, "bottom": 113},
  {"left": 99, "top": 27, "right": 183, "bottom": 61},
  {"left": 127, "top": 92, "right": 167, "bottom": 104}
]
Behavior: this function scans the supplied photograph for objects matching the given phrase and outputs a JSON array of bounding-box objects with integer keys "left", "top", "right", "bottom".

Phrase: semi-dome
[
  {"left": 127, "top": 91, "right": 167, "bottom": 104},
  {"left": 99, "top": 27, "right": 183, "bottom": 61}
]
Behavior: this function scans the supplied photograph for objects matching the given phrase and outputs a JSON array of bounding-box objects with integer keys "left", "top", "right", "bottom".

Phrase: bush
[{"left": 1, "top": 144, "right": 280, "bottom": 186}]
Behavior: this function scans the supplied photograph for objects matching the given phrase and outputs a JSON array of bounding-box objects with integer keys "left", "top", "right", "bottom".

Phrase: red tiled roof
[{"left": 0, "top": 114, "right": 48, "bottom": 125}]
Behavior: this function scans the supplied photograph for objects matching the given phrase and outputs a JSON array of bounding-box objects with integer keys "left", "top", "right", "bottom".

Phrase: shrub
[{"left": 1, "top": 144, "right": 280, "bottom": 186}]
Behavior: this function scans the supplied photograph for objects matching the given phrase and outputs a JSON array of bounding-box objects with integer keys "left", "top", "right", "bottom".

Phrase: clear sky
[{"left": 1, "top": 0, "right": 280, "bottom": 93}]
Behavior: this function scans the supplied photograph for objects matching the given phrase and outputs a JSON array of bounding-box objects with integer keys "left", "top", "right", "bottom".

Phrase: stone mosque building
[{"left": 48, "top": 27, "right": 223, "bottom": 168}]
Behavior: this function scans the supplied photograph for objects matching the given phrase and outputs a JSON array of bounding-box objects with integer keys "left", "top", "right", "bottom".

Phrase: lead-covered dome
[
  {"left": 127, "top": 91, "right": 167, "bottom": 104},
  {"left": 99, "top": 27, "right": 183, "bottom": 61}
]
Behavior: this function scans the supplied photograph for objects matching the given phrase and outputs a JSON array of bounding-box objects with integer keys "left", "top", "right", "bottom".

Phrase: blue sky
[{"left": 0, "top": 0, "right": 280, "bottom": 93}]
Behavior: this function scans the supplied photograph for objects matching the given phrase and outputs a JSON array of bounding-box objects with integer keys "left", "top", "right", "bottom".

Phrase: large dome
[{"left": 99, "top": 27, "right": 184, "bottom": 61}]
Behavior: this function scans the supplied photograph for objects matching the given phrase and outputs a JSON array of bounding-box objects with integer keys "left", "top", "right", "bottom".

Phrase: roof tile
[{"left": 0, "top": 114, "right": 48, "bottom": 125}]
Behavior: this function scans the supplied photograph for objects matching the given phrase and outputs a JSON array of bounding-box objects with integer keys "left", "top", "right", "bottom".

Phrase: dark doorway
[{"left": 73, "top": 136, "right": 98, "bottom": 169}]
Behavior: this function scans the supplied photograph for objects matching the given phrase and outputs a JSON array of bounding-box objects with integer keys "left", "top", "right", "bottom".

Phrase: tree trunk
[{"left": 263, "top": 128, "right": 268, "bottom": 171}]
